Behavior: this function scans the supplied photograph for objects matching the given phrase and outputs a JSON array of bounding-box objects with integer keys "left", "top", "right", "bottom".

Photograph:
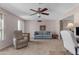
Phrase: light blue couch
[{"left": 34, "top": 31, "right": 52, "bottom": 39}]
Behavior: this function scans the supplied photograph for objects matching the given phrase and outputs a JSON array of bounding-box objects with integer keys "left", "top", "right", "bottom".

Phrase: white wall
[
  {"left": 60, "top": 6, "right": 79, "bottom": 37},
  {"left": 0, "top": 8, "right": 23, "bottom": 49},
  {"left": 61, "top": 6, "right": 79, "bottom": 26},
  {"left": 25, "top": 20, "right": 60, "bottom": 40}
]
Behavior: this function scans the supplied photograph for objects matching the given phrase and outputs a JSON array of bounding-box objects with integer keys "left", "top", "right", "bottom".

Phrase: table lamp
[{"left": 67, "top": 23, "right": 74, "bottom": 31}]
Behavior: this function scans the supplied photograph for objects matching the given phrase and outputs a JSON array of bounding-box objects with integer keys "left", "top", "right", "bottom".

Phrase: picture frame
[{"left": 40, "top": 25, "right": 46, "bottom": 31}]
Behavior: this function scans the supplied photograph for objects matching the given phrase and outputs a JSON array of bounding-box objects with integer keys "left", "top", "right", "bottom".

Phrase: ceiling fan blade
[
  {"left": 30, "top": 13, "right": 37, "bottom": 16},
  {"left": 30, "top": 9, "right": 38, "bottom": 12},
  {"left": 40, "top": 8, "right": 48, "bottom": 12},
  {"left": 38, "top": 8, "right": 41, "bottom": 12},
  {"left": 41, "top": 13, "right": 49, "bottom": 15}
]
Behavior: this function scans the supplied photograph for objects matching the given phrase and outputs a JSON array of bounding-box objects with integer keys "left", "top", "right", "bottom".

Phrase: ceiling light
[{"left": 37, "top": 13, "right": 41, "bottom": 18}]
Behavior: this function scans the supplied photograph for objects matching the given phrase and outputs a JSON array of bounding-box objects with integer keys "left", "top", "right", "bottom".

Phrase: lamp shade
[{"left": 67, "top": 23, "right": 74, "bottom": 29}]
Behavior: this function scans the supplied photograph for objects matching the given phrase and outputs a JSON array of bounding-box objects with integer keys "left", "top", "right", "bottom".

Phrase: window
[
  {"left": 18, "top": 20, "right": 24, "bottom": 32},
  {"left": 0, "top": 13, "right": 4, "bottom": 40}
]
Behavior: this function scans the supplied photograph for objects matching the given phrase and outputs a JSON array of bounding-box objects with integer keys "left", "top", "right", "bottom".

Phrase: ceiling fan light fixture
[{"left": 37, "top": 13, "right": 41, "bottom": 17}]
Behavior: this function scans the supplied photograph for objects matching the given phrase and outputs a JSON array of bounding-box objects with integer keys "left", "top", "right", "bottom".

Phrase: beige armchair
[{"left": 13, "top": 30, "right": 29, "bottom": 49}]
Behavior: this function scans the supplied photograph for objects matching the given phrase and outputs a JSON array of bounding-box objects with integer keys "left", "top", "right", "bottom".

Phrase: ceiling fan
[{"left": 30, "top": 8, "right": 49, "bottom": 18}]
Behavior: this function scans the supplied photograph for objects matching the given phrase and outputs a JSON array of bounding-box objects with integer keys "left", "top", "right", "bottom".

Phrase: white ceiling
[{"left": 0, "top": 3, "right": 78, "bottom": 20}]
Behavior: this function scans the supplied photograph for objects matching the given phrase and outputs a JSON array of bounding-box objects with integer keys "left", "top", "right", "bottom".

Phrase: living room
[{"left": 0, "top": 3, "right": 79, "bottom": 55}]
